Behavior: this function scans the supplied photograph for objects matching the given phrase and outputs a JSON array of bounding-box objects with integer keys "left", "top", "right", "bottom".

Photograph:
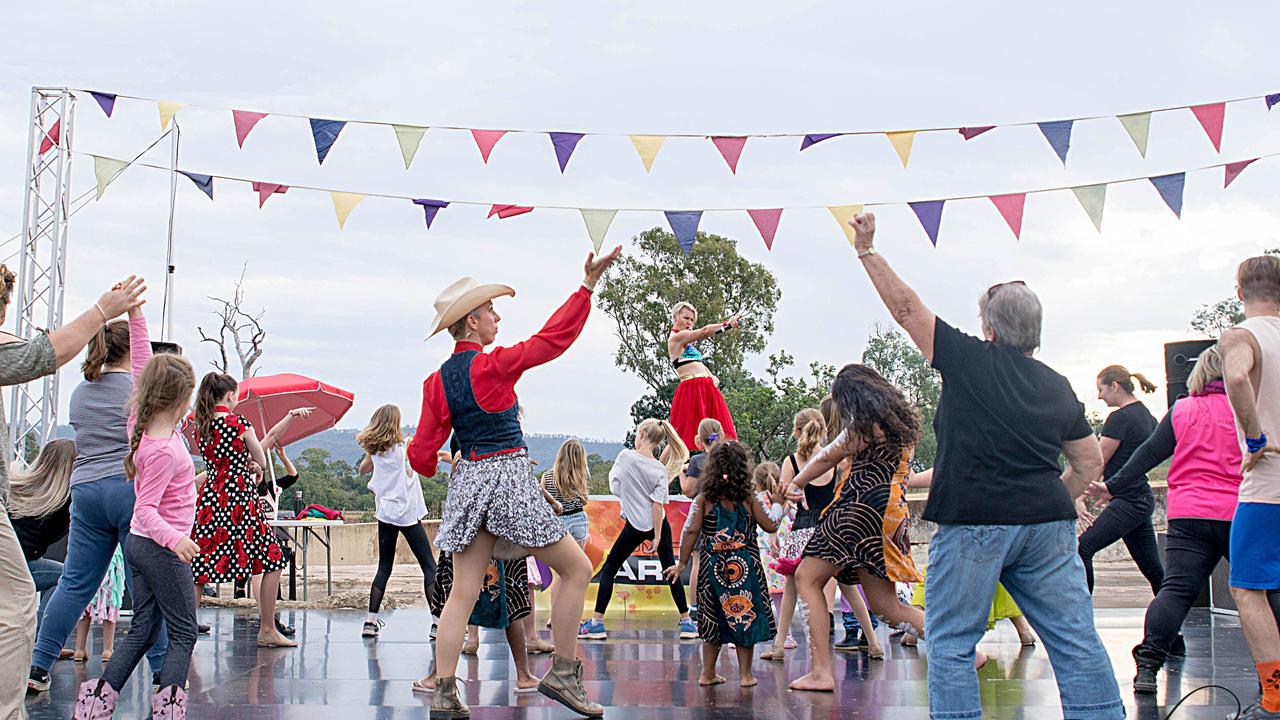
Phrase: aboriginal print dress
[{"left": 695, "top": 499, "right": 776, "bottom": 646}]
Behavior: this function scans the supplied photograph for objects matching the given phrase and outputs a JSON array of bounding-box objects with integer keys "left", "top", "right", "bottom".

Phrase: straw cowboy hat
[{"left": 426, "top": 277, "right": 516, "bottom": 338}]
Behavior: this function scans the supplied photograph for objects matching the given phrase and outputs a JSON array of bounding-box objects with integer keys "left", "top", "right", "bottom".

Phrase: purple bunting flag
[
  {"left": 665, "top": 211, "right": 703, "bottom": 255},
  {"left": 549, "top": 132, "right": 585, "bottom": 173},
  {"left": 1268, "top": 94, "right": 1280, "bottom": 111},
  {"left": 1148, "top": 173, "right": 1185, "bottom": 218},
  {"left": 179, "top": 171, "right": 213, "bottom": 200},
  {"left": 800, "top": 133, "right": 840, "bottom": 150},
  {"left": 412, "top": 198, "right": 450, "bottom": 229},
  {"left": 309, "top": 118, "right": 347, "bottom": 165},
  {"left": 1224, "top": 159, "right": 1257, "bottom": 189},
  {"left": 959, "top": 126, "right": 995, "bottom": 141},
  {"left": 908, "top": 200, "right": 945, "bottom": 246},
  {"left": 1037, "top": 120, "right": 1073, "bottom": 165},
  {"left": 90, "top": 91, "right": 117, "bottom": 118}
]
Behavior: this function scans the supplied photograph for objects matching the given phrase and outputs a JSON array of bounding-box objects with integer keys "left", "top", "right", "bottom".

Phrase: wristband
[
  {"left": 857, "top": 247, "right": 877, "bottom": 259},
  {"left": 1247, "top": 433, "right": 1268, "bottom": 454},
  {"left": 93, "top": 303, "right": 109, "bottom": 322}
]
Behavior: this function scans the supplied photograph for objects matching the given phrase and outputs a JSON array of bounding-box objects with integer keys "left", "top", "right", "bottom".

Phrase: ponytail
[
  {"left": 1131, "top": 373, "right": 1158, "bottom": 394},
  {"left": 638, "top": 418, "right": 689, "bottom": 479},
  {"left": 1098, "top": 365, "right": 1157, "bottom": 395},
  {"left": 194, "top": 372, "right": 238, "bottom": 444},
  {"left": 793, "top": 408, "right": 826, "bottom": 461},
  {"left": 81, "top": 320, "right": 130, "bottom": 382},
  {"left": 696, "top": 418, "right": 723, "bottom": 452}
]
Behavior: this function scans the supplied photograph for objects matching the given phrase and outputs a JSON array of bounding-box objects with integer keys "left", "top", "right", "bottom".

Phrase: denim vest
[{"left": 441, "top": 350, "right": 524, "bottom": 460}]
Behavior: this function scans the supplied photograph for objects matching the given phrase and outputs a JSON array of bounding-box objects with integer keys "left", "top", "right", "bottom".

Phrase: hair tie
[
  {"left": 707, "top": 432, "right": 718, "bottom": 442},
  {"left": 722, "top": 474, "right": 729, "bottom": 480}
]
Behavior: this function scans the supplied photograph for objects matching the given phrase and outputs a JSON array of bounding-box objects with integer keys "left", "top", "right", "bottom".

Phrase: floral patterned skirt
[{"left": 435, "top": 450, "right": 564, "bottom": 559}]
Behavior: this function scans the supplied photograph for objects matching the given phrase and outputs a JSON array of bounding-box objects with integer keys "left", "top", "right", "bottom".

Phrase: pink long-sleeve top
[{"left": 129, "top": 431, "right": 196, "bottom": 550}]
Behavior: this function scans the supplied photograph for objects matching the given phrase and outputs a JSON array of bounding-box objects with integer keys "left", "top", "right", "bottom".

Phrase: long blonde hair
[
  {"left": 551, "top": 438, "right": 589, "bottom": 503},
  {"left": 7, "top": 439, "right": 76, "bottom": 518},
  {"left": 125, "top": 355, "right": 196, "bottom": 479},
  {"left": 793, "top": 408, "right": 826, "bottom": 461},
  {"left": 1188, "top": 345, "right": 1224, "bottom": 396},
  {"left": 819, "top": 395, "right": 841, "bottom": 444},
  {"left": 636, "top": 418, "right": 689, "bottom": 479},
  {"left": 356, "top": 404, "right": 405, "bottom": 456}
]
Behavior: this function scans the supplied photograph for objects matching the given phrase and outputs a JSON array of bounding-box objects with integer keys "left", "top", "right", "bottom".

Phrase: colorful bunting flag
[
  {"left": 393, "top": 125, "right": 428, "bottom": 169},
  {"left": 711, "top": 137, "right": 748, "bottom": 174},
  {"left": 801, "top": 134, "right": 840, "bottom": 150},
  {"left": 959, "top": 126, "right": 995, "bottom": 140},
  {"left": 1268, "top": 94, "right": 1280, "bottom": 111},
  {"left": 331, "top": 192, "right": 365, "bottom": 229},
  {"left": 550, "top": 132, "right": 585, "bottom": 173},
  {"left": 908, "top": 200, "right": 945, "bottom": 246},
  {"left": 38, "top": 119, "right": 60, "bottom": 155},
  {"left": 665, "top": 211, "right": 703, "bottom": 255},
  {"left": 90, "top": 91, "right": 116, "bottom": 118},
  {"left": 92, "top": 156, "right": 128, "bottom": 200},
  {"left": 471, "top": 130, "right": 507, "bottom": 164},
  {"left": 1148, "top": 173, "right": 1185, "bottom": 218},
  {"left": 1224, "top": 159, "right": 1257, "bottom": 188},
  {"left": 1190, "top": 103, "right": 1225, "bottom": 152},
  {"left": 989, "top": 194, "right": 1026, "bottom": 239},
  {"left": 1070, "top": 184, "right": 1107, "bottom": 232},
  {"left": 630, "top": 135, "right": 664, "bottom": 172},
  {"left": 746, "top": 209, "right": 783, "bottom": 250},
  {"left": 232, "top": 110, "right": 268, "bottom": 148},
  {"left": 179, "top": 171, "right": 213, "bottom": 200},
  {"left": 1117, "top": 112, "right": 1151, "bottom": 158},
  {"left": 488, "top": 204, "right": 532, "bottom": 219},
  {"left": 251, "top": 182, "right": 288, "bottom": 208},
  {"left": 580, "top": 209, "right": 618, "bottom": 253},
  {"left": 827, "top": 205, "right": 864, "bottom": 245},
  {"left": 412, "top": 199, "right": 449, "bottom": 229},
  {"left": 1038, "top": 120, "right": 1073, "bottom": 165},
  {"left": 157, "top": 101, "right": 184, "bottom": 130},
  {"left": 310, "top": 119, "right": 347, "bottom": 165},
  {"left": 886, "top": 131, "right": 916, "bottom": 168}
]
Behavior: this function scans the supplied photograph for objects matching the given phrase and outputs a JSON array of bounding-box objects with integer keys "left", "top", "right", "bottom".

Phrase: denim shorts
[{"left": 559, "top": 511, "right": 590, "bottom": 543}]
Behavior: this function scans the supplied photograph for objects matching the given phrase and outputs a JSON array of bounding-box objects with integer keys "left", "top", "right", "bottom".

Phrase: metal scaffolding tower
[{"left": 10, "top": 87, "right": 76, "bottom": 464}]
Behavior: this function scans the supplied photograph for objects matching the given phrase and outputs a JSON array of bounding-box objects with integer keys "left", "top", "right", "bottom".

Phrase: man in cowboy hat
[{"left": 408, "top": 246, "right": 620, "bottom": 719}]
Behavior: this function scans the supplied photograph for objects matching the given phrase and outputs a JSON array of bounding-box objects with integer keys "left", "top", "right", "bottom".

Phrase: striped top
[{"left": 541, "top": 470, "right": 587, "bottom": 515}]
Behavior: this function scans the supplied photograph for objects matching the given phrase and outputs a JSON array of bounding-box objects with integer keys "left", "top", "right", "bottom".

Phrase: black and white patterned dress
[{"left": 802, "top": 443, "right": 904, "bottom": 585}]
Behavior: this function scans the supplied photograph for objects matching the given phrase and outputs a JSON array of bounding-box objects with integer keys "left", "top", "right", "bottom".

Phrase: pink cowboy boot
[
  {"left": 152, "top": 685, "right": 188, "bottom": 719},
  {"left": 72, "top": 678, "right": 119, "bottom": 719}
]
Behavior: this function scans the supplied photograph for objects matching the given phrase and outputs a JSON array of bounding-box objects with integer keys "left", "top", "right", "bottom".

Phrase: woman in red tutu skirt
[{"left": 667, "top": 302, "right": 740, "bottom": 451}]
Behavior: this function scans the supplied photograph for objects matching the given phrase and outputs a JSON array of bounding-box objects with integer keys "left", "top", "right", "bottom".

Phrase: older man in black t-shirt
[{"left": 847, "top": 213, "right": 1123, "bottom": 720}]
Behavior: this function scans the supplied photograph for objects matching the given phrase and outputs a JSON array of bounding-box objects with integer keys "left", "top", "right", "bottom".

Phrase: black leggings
[
  {"left": 369, "top": 521, "right": 437, "bottom": 614},
  {"left": 1077, "top": 496, "right": 1164, "bottom": 594},
  {"left": 593, "top": 518, "right": 686, "bottom": 615}
]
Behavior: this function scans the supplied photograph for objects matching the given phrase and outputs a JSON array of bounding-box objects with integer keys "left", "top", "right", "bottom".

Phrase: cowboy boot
[
  {"left": 152, "top": 685, "right": 188, "bottom": 720},
  {"left": 430, "top": 676, "right": 469, "bottom": 719},
  {"left": 73, "top": 678, "right": 119, "bottom": 720},
  {"left": 537, "top": 654, "right": 603, "bottom": 718}
]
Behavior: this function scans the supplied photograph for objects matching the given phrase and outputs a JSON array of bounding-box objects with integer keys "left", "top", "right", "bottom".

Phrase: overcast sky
[{"left": 2, "top": 2, "right": 1278, "bottom": 442}]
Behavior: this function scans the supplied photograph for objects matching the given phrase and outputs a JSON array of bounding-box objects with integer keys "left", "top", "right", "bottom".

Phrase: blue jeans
[
  {"left": 26, "top": 558, "right": 62, "bottom": 630},
  {"left": 30, "top": 475, "right": 169, "bottom": 671},
  {"left": 924, "top": 521, "right": 1123, "bottom": 719}
]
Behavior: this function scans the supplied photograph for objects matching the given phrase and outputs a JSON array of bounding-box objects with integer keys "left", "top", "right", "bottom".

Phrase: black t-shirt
[
  {"left": 1101, "top": 402, "right": 1158, "bottom": 481},
  {"left": 925, "top": 319, "right": 1093, "bottom": 525},
  {"left": 10, "top": 497, "right": 71, "bottom": 561}
]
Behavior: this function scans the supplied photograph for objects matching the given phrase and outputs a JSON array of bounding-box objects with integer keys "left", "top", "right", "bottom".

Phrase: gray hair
[{"left": 978, "top": 283, "right": 1043, "bottom": 353}]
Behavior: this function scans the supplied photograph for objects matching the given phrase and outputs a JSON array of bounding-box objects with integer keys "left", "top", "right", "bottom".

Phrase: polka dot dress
[{"left": 190, "top": 414, "right": 288, "bottom": 584}]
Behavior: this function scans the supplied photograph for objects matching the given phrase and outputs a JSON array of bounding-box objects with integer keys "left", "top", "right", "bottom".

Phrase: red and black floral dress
[{"left": 190, "top": 413, "right": 288, "bottom": 584}]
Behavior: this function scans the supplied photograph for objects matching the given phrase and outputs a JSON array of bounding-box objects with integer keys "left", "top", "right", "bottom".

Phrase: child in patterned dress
[{"left": 71, "top": 546, "right": 125, "bottom": 662}]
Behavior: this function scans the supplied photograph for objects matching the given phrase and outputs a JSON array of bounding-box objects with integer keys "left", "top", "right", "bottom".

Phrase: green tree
[
  {"left": 723, "top": 353, "right": 835, "bottom": 462},
  {"left": 1190, "top": 248, "right": 1280, "bottom": 337},
  {"left": 860, "top": 325, "right": 940, "bottom": 470},
  {"left": 587, "top": 453, "right": 613, "bottom": 495}
]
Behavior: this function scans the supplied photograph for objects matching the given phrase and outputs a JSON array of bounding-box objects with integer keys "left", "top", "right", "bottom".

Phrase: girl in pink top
[{"left": 74, "top": 354, "right": 198, "bottom": 720}]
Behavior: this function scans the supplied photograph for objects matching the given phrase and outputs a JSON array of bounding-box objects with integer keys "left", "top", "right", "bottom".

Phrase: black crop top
[{"left": 788, "top": 454, "right": 838, "bottom": 530}]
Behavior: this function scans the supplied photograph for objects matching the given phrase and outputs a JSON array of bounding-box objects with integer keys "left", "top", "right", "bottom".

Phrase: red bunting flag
[
  {"left": 959, "top": 126, "right": 995, "bottom": 141},
  {"left": 1224, "top": 159, "right": 1257, "bottom": 188},
  {"left": 1190, "top": 103, "right": 1225, "bottom": 152},
  {"left": 251, "top": 182, "right": 288, "bottom": 208},
  {"left": 711, "top": 137, "right": 748, "bottom": 174},
  {"left": 989, "top": 193, "right": 1026, "bottom": 239},
  {"left": 746, "top": 209, "right": 783, "bottom": 250},
  {"left": 38, "top": 119, "right": 61, "bottom": 155},
  {"left": 471, "top": 130, "right": 508, "bottom": 163},
  {"left": 232, "top": 110, "right": 268, "bottom": 148},
  {"left": 488, "top": 204, "right": 533, "bottom": 219}
]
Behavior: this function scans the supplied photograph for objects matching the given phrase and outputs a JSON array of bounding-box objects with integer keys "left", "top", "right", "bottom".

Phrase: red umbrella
[{"left": 182, "top": 373, "right": 355, "bottom": 450}]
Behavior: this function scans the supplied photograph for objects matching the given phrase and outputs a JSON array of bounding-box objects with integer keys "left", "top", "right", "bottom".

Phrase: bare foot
[
  {"left": 901, "top": 634, "right": 918, "bottom": 647},
  {"left": 740, "top": 676, "right": 758, "bottom": 688},
  {"left": 975, "top": 649, "right": 988, "bottom": 669},
  {"left": 515, "top": 675, "right": 540, "bottom": 693},
  {"left": 759, "top": 647, "right": 785, "bottom": 661},
  {"left": 789, "top": 672, "right": 835, "bottom": 692},
  {"left": 1019, "top": 633, "right": 1037, "bottom": 647},
  {"left": 257, "top": 631, "right": 298, "bottom": 648},
  {"left": 698, "top": 674, "right": 727, "bottom": 686},
  {"left": 526, "top": 637, "right": 555, "bottom": 654},
  {"left": 461, "top": 639, "right": 479, "bottom": 655}
]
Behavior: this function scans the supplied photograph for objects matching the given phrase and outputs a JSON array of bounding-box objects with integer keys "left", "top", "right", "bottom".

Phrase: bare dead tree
[{"left": 196, "top": 265, "right": 266, "bottom": 380}]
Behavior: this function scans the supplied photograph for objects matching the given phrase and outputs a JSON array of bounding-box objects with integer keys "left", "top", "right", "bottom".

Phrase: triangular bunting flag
[
  {"left": 580, "top": 209, "right": 618, "bottom": 253},
  {"left": 886, "top": 131, "right": 916, "bottom": 168},
  {"left": 827, "top": 205, "right": 864, "bottom": 245},
  {"left": 629, "top": 135, "right": 665, "bottom": 172},
  {"left": 471, "top": 130, "right": 507, "bottom": 164},
  {"left": 412, "top": 199, "right": 450, "bottom": 229},
  {"left": 710, "top": 137, "right": 748, "bottom": 174},
  {"left": 989, "top": 194, "right": 1026, "bottom": 239},
  {"left": 665, "top": 211, "right": 703, "bottom": 255},
  {"left": 232, "top": 110, "right": 268, "bottom": 148},
  {"left": 959, "top": 126, "right": 995, "bottom": 140},
  {"left": 1149, "top": 173, "right": 1185, "bottom": 218},
  {"left": 1190, "top": 103, "right": 1225, "bottom": 152},
  {"left": 1224, "top": 159, "right": 1257, "bottom": 188},
  {"left": 251, "top": 182, "right": 288, "bottom": 208},
  {"left": 550, "top": 132, "right": 585, "bottom": 173},
  {"left": 90, "top": 91, "right": 116, "bottom": 118},
  {"left": 393, "top": 125, "right": 428, "bottom": 169},
  {"left": 92, "top": 156, "right": 128, "bottom": 200},
  {"left": 908, "top": 200, "right": 945, "bottom": 246},
  {"left": 488, "top": 204, "right": 533, "bottom": 219},
  {"left": 38, "top": 119, "right": 61, "bottom": 155},
  {"left": 157, "top": 101, "right": 184, "bottom": 130},
  {"left": 746, "top": 209, "right": 783, "bottom": 250},
  {"left": 1117, "top": 112, "right": 1151, "bottom": 158},
  {"left": 1070, "top": 184, "right": 1107, "bottom": 232},
  {"left": 800, "top": 134, "right": 840, "bottom": 150},
  {"left": 331, "top": 192, "right": 365, "bottom": 229},
  {"left": 1038, "top": 120, "right": 1073, "bottom": 165},
  {"left": 178, "top": 171, "right": 213, "bottom": 200},
  {"left": 1268, "top": 94, "right": 1280, "bottom": 111},
  {"left": 310, "top": 119, "right": 347, "bottom": 164}
]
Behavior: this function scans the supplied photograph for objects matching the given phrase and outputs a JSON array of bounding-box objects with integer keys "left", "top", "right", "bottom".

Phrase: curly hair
[
  {"left": 697, "top": 440, "right": 753, "bottom": 505},
  {"left": 831, "top": 363, "right": 920, "bottom": 452}
]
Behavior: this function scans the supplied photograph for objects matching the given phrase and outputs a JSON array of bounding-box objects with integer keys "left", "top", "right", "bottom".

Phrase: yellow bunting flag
[
  {"left": 629, "top": 135, "right": 665, "bottom": 173},
  {"left": 392, "top": 125, "right": 428, "bottom": 169},
  {"left": 92, "top": 156, "right": 128, "bottom": 200},
  {"left": 157, "top": 101, "right": 185, "bottom": 130},
  {"left": 886, "top": 131, "right": 916, "bottom": 168},
  {"left": 1070, "top": 184, "right": 1107, "bottom": 232},
  {"left": 580, "top": 209, "right": 618, "bottom": 253},
  {"left": 331, "top": 192, "right": 366, "bottom": 229},
  {"left": 828, "top": 205, "right": 865, "bottom": 245},
  {"left": 1117, "top": 112, "right": 1151, "bottom": 158}
]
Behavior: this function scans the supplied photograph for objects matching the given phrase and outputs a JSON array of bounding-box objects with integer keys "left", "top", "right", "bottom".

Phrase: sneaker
[
  {"left": 833, "top": 634, "right": 860, "bottom": 653},
  {"left": 688, "top": 605, "right": 699, "bottom": 624},
  {"left": 362, "top": 620, "right": 383, "bottom": 638},
  {"left": 27, "top": 666, "right": 50, "bottom": 693},
  {"left": 276, "top": 615, "right": 295, "bottom": 637},
  {"left": 1132, "top": 665, "right": 1157, "bottom": 695},
  {"left": 578, "top": 618, "right": 607, "bottom": 640},
  {"left": 1237, "top": 702, "right": 1280, "bottom": 719},
  {"left": 678, "top": 617, "right": 698, "bottom": 640},
  {"left": 856, "top": 629, "right": 870, "bottom": 649}
]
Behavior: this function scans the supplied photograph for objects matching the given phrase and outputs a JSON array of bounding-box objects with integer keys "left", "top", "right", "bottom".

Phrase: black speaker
[{"left": 1164, "top": 339, "right": 1215, "bottom": 409}]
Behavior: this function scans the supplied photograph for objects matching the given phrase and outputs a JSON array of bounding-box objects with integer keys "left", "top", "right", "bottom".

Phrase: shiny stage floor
[{"left": 25, "top": 607, "right": 1257, "bottom": 718}]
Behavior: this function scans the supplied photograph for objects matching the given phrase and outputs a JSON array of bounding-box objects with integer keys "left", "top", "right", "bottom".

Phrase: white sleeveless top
[
  {"left": 1236, "top": 316, "right": 1280, "bottom": 503},
  {"left": 366, "top": 442, "right": 428, "bottom": 525}
]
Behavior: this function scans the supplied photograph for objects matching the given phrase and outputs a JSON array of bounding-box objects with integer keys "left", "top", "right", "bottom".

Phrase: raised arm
[
  {"left": 668, "top": 317, "right": 739, "bottom": 351},
  {"left": 850, "top": 214, "right": 937, "bottom": 361},
  {"left": 46, "top": 276, "right": 146, "bottom": 368},
  {"left": 128, "top": 311, "right": 152, "bottom": 377},
  {"left": 275, "top": 447, "right": 297, "bottom": 476},
  {"left": 260, "top": 407, "right": 313, "bottom": 452}
]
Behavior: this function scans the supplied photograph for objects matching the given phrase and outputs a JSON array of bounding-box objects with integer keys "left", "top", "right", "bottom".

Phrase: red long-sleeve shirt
[{"left": 407, "top": 286, "right": 593, "bottom": 477}]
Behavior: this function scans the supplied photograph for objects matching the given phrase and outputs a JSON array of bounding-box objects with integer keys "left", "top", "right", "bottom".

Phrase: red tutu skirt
[{"left": 670, "top": 376, "right": 737, "bottom": 451}]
